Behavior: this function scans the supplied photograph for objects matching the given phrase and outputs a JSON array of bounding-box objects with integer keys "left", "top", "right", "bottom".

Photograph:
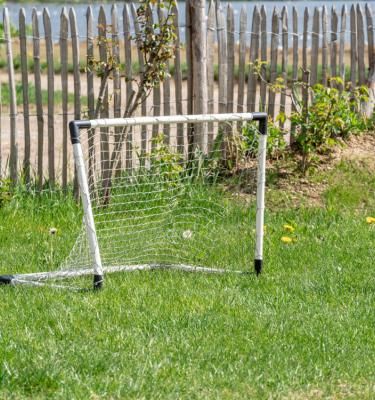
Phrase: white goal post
[{"left": 0, "top": 112, "right": 267, "bottom": 290}]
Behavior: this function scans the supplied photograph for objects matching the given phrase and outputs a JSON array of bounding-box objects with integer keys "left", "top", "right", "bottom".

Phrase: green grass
[{"left": 0, "top": 156, "right": 374, "bottom": 399}]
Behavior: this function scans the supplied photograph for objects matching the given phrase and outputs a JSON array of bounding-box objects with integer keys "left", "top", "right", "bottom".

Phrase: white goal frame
[{"left": 0, "top": 112, "right": 267, "bottom": 290}]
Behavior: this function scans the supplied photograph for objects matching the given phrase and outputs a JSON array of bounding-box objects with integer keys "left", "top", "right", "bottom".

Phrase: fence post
[
  {"left": 44, "top": 8, "right": 55, "bottom": 187},
  {"left": 3, "top": 8, "right": 18, "bottom": 186},
  {"left": 291, "top": 6, "right": 298, "bottom": 142},
  {"left": 331, "top": 7, "right": 338, "bottom": 81},
  {"left": 123, "top": 3, "right": 133, "bottom": 168},
  {"left": 19, "top": 8, "right": 30, "bottom": 185},
  {"left": 310, "top": 7, "right": 320, "bottom": 86},
  {"left": 259, "top": 6, "right": 267, "bottom": 112},
  {"left": 172, "top": 2, "right": 184, "bottom": 153},
  {"left": 322, "top": 6, "right": 328, "bottom": 86},
  {"left": 339, "top": 5, "right": 347, "bottom": 90},
  {"left": 302, "top": 8, "right": 309, "bottom": 108},
  {"left": 216, "top": 1, "right": 227, "bottom": 117},
  {"left": 357, "top": 5, "right": 366, "bottom": 87},
  {"left": 60, "top": 8, "right": 69, "bottom": 191},
  {"left": 247, "top": 6, "right": 260, "bottom": 113},
  {"left": 280, "top": 6, "right": 288, "bottom": 127},
  {"left": 350, "top": 5, "right": 357, "bottom": 88},
  {"left": 365, "top": 4, "right": 375, "bottom": 116},
  {"left": 32, "top": 9, "right": 44, "bottom": 189},
  {"left": 207, "top": 0, "right": 216, "bottom": 146},
  {"left": 268, "top": 7, "right": 279, "bottom": 120},
  {"left": 191, "top": 0, "right": 208, "bottom": 151},
  {"left": 227, "top": 4, "right": 235, "bottom": 114}
]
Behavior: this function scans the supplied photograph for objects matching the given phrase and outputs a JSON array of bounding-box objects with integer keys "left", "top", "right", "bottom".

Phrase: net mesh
[{"left": 62, "top": 116, "right": 264, "bottom": 277}]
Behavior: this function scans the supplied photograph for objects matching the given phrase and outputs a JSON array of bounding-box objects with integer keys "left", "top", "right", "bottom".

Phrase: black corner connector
[
  {"left": 69, "top": 121, "right": 92, "bottom": 145},
  {"left": 93, "top": 274, "right": 104, "bottom": 291},
  {"left": 0, "top": 275, "right": 15, "bottom": 285},
  {"left": 254, "top": 259, "right": 263, "bottom": 276},
  {"left": 251, "top": 112, "right": 268, "bottom": 136}
]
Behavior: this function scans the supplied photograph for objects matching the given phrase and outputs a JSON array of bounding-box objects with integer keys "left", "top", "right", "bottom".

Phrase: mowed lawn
[{"left": 0, "top": 156, "right": 374, "bottom": 399}]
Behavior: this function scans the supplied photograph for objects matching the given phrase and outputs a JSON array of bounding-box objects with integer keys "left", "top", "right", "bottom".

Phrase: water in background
[{"left": 2, "top": 1, "right": 372, "bottom": 43}]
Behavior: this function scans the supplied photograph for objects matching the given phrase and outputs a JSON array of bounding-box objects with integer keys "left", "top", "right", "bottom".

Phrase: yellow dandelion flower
[
  {"left": 366, "top": 217, "right": 375, "bottom": 224},
  {"left": 283, "top": 224, "right": 295, "bottom": 232},
  {"left": 281, "top": 236, "right": 293, "bottom": 244}
]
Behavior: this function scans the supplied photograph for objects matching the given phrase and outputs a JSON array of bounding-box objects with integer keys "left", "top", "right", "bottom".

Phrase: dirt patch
[{"left": 227, "top": 133, "right": 375, "bottom": 209}]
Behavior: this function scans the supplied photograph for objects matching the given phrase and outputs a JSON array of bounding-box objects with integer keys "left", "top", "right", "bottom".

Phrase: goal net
[{"left": 0, "top": 113, "right": 267, "bottom": 290}]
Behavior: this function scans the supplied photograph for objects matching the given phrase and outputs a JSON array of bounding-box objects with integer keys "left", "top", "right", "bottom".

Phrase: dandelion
[
  {"left": 366, "top": 217, "right": 375, "bottom": 224},
  {"left": 283, "top": 224, "right": 295, "bottom": 232},
  {"left": 182, "top": 230, "right": 192, "bottom": 240},
  {"left": 281, "top": 236, "right": 293, "bottom": 244},
  {"left": 49, "top": 227, "right": 57, "bottom": 235}
]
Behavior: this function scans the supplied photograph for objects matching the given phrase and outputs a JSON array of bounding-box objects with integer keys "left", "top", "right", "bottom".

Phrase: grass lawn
[{"left": 0, "top": 147, "right": 374, "bottom": 399}]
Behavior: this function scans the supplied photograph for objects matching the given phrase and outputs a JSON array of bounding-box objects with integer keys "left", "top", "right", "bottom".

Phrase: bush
[{"left": 291, "top": 80, "right": 371, "bottom": 173}]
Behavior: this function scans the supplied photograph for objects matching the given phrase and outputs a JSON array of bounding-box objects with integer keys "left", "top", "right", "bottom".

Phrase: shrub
[{"left": 291, "top": 80, "right": 371, "bottom": 173}]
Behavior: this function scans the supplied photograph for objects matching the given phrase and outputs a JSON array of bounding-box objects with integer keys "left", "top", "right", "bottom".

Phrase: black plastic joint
[
  {"left": 93, "top": 274, "right": 104, "bottom": 290},
  {"left": 69, "top": 121, "right": 92, "bottom": 145},
  {"left": 0, "top": 275, "right": 15, "bottom": 285},
  {"left": 251, "top": 112, "right": 268, "bottom": 135},
  {"left": 254, "top": 259, "right": 263, "bottom": 276}
]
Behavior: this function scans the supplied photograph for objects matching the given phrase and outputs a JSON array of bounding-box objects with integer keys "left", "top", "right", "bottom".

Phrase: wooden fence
[{"left": 0, "top": 1, "right": 374, "bottom": 188}]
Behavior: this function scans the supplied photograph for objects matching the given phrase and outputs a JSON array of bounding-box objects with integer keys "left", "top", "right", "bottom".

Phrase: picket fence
[{"left": 0, "top": 1, "right": 374, "bottom": 188}]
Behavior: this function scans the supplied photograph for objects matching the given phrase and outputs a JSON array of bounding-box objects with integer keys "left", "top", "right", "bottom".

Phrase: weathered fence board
[
  {"left": 310, "top": 7, "right": 320, "bottom": 86},
  {"left": 268, "top": 8, "right": 279, "bottom": 119},
  {"left": 191, "top": 0, "right": 208, "bottom": 150},
  {"left": 302, "top": 8, "right": 309, "bottom": 109},
  {"left": 247, "top": 6, "right": 260, "bottom": 113},
  {"left": 227, "top": 4, "right": 235, "bottom": 114},
  {"left": 131, "top": 3, "right": 147, "bottom": 160},
  {"left": 339, "top": 5, "right": 347, "bottom": 89},
  {"left": 331, "top": 7, "right": 338, "bottom": 80},
  {"left": 207, "top": 0, "right": 216, "bottom": 143},
  {"left": 237, "top": 6, "right": 247, "bottom": 113},
  {"left": 44, "top": 9, "right": 55, "bottom": 186},
  {"left": 19, "top": 8, "right": 30, "bottom": 184},
  {"left": 216, "top": 2, "right": 228, "bottom": 116},
  {"left": 70, "top": 7, "right": 81, "bottom": 197},
  {"left": 4, "top": 8, "right": 18, "bottom": 185},
  {"left": 86, "top": 6, "right": 96, "bottom": 188},
  {"left": 172, "top": 2, "right": 184, "bottom": 153},
  {"left": 32, "top": 8, "right": 44, "bottom": 189},
  {"left": 98, "top": 7, "right": 110, "bottom": 184},
  {"left": 60, "top": 8, "right": 69, "bottom": 190},
  {"left": 259, "top": 5, "right": 267, "bottom": 111},
  {"left": 123, "top": 3, "right": 133, "bottom": 169},
  {"left": 280, "top": 6, "right": 288, "bottom": 126},
  {"left": 357, "top": 5, "right": 366, "bottom": 86},
  {"left": 350, "top": 5, "right": 357, "bottom": 87},
  {"left": 322, "top": 6, "right": 328, "bottom": 86}
]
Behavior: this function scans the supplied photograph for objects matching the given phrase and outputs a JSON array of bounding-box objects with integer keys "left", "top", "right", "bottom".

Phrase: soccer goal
[{"left": 0, "top": 113, "right": 267, "bottom": 290}]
